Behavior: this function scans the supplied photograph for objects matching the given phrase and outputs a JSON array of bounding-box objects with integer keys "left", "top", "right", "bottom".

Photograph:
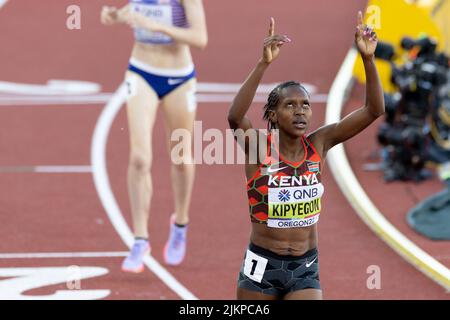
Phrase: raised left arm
[{"left": 310, "top": 11, "right": 384, "bottom": 155}]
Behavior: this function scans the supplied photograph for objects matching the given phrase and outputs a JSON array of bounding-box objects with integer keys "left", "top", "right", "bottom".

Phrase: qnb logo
[{"left": 278, "top": 189, "right": 291, "bottom": 202}]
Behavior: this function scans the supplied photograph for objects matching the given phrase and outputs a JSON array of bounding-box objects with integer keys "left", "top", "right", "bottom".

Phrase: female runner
[
  {"left": 227, "top": 13, "right": 383, "bottom": 299},
  {"left": 101, "top": 0, "right": 207, "bottom": 271}
]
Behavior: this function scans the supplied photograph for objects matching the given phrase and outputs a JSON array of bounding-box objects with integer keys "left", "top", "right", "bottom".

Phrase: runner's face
[{"left": 275, "top": 86, "right": 312, "bottom": 137}]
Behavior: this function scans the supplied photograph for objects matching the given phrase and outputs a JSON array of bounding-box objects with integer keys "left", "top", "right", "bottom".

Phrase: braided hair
[{"left": 263, "top": 81, "right": 310, "bottom": 130}]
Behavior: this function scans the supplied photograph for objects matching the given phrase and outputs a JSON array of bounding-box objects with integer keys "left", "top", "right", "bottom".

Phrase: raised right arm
[
  {"left": 227, "top": 18, "right": 290, "bottom": 146},
  {"left": 227, "top": 60, "right": 269, "bottom": 132}
]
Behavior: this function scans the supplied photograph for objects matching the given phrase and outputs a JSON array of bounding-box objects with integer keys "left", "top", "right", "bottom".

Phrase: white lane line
[
  {"left": 0, "top": 80, "right": 317, "bottom": 96},
  {"left": 0, "top": 267, "right": 110, "bottom": 300},
  {"left": 91, "top": 83, "right": 197, "bottom": 300},
  {"left": 0, "top": 251, "right": 129, "bottom": 259},
  {"left": 34, "top": 166, "right": 91, "bottom": 173},
  {"left": 0, "top": 81, "right": 328, "bottom": 106},
  {"left": 0, "top": 93, "right": 328, "bottom": 106},
  {"left": 0, "top": 80, "right": 101, "bottom": 95},
  {"left": 0, "top": 94, "right": 113, "bottom": 106},
  {"left": 325, "top": 48, "right": 450, "bottom": 291},
  {"left": 0, "top": 166, "right": 92, "bottom": 173}
]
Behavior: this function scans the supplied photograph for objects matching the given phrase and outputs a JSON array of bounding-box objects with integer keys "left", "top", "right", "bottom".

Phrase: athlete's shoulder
[{"left": 305, "top": 131, "right": 324, "bottom": 160}]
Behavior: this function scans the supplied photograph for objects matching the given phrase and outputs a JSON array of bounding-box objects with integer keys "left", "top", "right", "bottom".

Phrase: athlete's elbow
[
  {"left": 371, "top": 107, "right": 385, "bottom": 118},
  {"left": 195, "top": 34, "right": 208, "bottom": 49},
  {"left": 227, "top": 114, "right": 238, "bottom": 127},
  {"left": 366, "top": 104, "right": 385, "bottom": 118},
  {"left": 227, "top": 113, "right": 240, "bottom": 129},
  {"left": 375, "top": 109, "right": 385, "bottom": 118}
]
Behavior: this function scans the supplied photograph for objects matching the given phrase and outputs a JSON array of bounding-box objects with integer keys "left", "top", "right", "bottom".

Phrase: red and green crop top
[{"left": 246, "top": 134, "right": 324, "bottom": 228}]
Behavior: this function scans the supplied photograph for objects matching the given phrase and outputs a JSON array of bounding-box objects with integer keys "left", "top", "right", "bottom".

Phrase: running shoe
[
  {"left": 121, "top": 239, "right": 150, "bottom": 273},
  {"left": 163, "top": 214, "right": 188, "bottom": 266}
]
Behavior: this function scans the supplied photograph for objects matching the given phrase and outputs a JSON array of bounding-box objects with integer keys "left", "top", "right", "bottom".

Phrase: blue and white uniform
[
  {"left": 130, "top": 0, "right": 189, "bottom": 45},
  {"left": 127, "top": 0, "right": 196, "bottom": 100}
]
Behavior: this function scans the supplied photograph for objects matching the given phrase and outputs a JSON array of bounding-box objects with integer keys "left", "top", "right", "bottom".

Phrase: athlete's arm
[
  {"left": 124, "top": 0, "right": 208, "bottom": 49},
  {"left": 100, "top": 4, "right": 130, "bottom": 25},
  {"left": 309, "top": 11, "right": 384, "bottom": 157},
  {"left": 228, "top": 18, "right": 290, "bottom": 154}
]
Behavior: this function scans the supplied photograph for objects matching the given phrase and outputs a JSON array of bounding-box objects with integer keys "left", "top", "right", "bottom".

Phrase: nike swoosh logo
[
  {"left": 306, "top": 257, "right": 317, "bottom": 268},
  {"left": 168, "top": 78, "right": 184, "bottom": 85},
  {"left": 266, "top": 166, "right": 288, "bottom": 174}
]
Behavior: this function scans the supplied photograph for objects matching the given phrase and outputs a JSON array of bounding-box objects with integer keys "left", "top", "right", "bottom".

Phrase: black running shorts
[{"left": 237, "top": 242, "right": 320, "bottom": 296}]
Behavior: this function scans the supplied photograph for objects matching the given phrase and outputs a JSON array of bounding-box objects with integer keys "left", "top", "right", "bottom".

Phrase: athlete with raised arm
[{"left": 227, "top": 13, "right": 384, "bottom": 300}]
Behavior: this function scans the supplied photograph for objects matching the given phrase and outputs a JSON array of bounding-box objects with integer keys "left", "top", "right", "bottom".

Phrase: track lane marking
[
  {"left": 0, "top": 267, "right": 110, "bottom": 300},
  {"left": 0, "top": 81, "right": 327, "bottom": 105},
  {"left": 325, "top": 48, "right": 450, "bottom": 292},
  {"left": 91, "top": 83, "right": 197, "bottom": 300},
  {"left": 0, "top": 166, "right": 92, "bottom": 173},
  {"left": 0, "top": 251, "right": 129, "bottom": 259},
  {"left": 0, "top": 93, "right": 328, "bottom": 106}
]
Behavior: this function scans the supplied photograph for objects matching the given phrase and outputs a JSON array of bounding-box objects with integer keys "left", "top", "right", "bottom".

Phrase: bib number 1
[{"left": 243, "top": 250, "right": 268, "bottom": 283}]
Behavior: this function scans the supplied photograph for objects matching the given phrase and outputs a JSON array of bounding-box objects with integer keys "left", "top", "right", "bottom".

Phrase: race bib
[
  {"left": 125, "top": 74, "right": 138, "bottom": 100},
  {"left": 132, "top": 3, "right": 173, "bottom": 43},
  {"left": 243, "top": 250, "right": 268, "bottom": 283},
  {"left": 267, "top": 183, "right": 324, "bottom": 228}
]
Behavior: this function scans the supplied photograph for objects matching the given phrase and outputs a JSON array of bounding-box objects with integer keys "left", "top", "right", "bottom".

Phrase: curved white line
[
  {"left": 325, "top": 48, "right": 450, "bottom": 291},
  {"left": 90, "top": 83, "right": 198, "bottom": 300}
]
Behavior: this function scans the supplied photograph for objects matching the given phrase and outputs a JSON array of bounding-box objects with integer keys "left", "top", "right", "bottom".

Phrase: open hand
[
  {"left": 262, "top": 17, "right": 291, "bottom": 64},
  {"left": 355, "top": 11, "right": 378, "bottom": 59}
]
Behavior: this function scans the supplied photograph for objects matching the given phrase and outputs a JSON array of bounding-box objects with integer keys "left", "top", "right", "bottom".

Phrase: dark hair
[{"left": 263, "top": 81, "right": 309, "bottom": 130}]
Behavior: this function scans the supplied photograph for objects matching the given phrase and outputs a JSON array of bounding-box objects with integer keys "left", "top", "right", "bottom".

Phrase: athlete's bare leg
[
  {"left": 236, "top": 287, "right": 279, "bottom": 300},
  {"left": 161, "top": 78, "right": 196, "bottom": 225},
  {"left": 125, "top": 71, "right": 159, "bottom": 238},
  {"left": 284, "top": 288, "right": 323, "bottom": 300}
]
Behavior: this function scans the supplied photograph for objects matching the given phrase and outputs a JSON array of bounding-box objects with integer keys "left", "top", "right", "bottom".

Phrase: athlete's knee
[
  {"left": 129, "top": 152, "right": 152, "bottom": 173},
  {"left": 171, "top": 159, "right": 193, "bottom": 173}
]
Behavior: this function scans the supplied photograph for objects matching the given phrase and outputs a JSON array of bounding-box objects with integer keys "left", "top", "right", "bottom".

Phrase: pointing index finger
[
  {"left": 269, "top": 17, "right": 275, "bottom": 36},
  {"left": 357, "top": 11, "right": 363, "bottom": 27}
]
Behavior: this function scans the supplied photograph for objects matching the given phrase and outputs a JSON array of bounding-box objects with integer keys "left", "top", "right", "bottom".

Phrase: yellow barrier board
[{"left": 353, "top": 0, "right": 448, "bottom": 93}]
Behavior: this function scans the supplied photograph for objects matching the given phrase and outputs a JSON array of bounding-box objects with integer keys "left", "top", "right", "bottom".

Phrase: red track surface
[{"left": 0, "top": 0, "right": 448, "bottom": 299}]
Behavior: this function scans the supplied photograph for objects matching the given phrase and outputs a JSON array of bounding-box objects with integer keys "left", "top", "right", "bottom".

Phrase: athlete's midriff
[
  {"left": 131, "top": 42, "right": 193, "bottom": 69},
  {"left": 251, "top": 222, "right": 318, "bottom": 256}
]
